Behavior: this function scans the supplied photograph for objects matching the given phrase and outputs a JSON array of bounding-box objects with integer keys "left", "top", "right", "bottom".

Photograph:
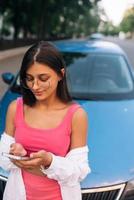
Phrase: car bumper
[{"left": 0, "top": 175, "right": 134, "bottom": 200}]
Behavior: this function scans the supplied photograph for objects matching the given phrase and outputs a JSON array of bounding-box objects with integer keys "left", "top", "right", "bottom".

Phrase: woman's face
[{"left": 25, "top": 62, "right": 62, "bottom": 101}]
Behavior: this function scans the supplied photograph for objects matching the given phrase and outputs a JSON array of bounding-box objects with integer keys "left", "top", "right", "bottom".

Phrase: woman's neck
[{"left": 35, "top": 96, "right": 65, "bottom": 110}]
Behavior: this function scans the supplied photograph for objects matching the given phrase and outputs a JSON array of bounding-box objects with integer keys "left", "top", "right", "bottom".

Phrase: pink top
[{"left": 14, "top": 97, "right": 81, "bottom": 200}]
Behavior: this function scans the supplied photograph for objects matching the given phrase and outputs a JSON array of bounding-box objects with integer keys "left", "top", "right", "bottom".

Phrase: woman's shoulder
[
  {"left": 7, "top": 97, "right": 23, "bottom": 116},
  {"left": 72, "top": 105, "right": 88, "bottom": 123},
  {"left": 5, "top": 99, "right": 18, "bottom": 136},
  {"left": 7, "top": 99, "right": 17, "bottom": 114},
  {"left": 66, "top": 101, "right": 87, "bottom": 122}
]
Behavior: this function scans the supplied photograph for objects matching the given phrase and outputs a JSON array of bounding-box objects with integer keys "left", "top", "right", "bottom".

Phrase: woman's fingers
[
  {"left": 9, "top": 143, "right": 27, "bottom": 156},
  {"left": 11, "top": 150, "right": 52, "bottom": 169},
  {"left": 30, "top": 150, "right": 46, "bottom": 158},
  {"left": 11, "top": 157, "right": 42, "bottom": 169},
  {"left": 11, "top": 160, "right": 33, "bottom": 169}
]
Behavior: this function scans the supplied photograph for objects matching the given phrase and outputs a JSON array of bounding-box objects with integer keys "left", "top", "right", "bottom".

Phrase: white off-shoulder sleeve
[
  {"left": 0, "top": 132, "right": 17, "bottom": 171},
  {"left": 44, "top": 146, "right": 91, "bottom": 186}
]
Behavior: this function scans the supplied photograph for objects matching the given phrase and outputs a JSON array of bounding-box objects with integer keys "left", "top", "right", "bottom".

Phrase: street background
[
  {"left": 0, "top": 0, "right": 134, "bottom": 97},
  {"left": 0, "top": 37, "right": 134, "bottom": 98}
]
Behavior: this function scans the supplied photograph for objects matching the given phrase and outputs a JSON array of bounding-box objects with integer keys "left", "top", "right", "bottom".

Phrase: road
[
  {"left": 0, "top": 54, "right": 24, "bottom": 97},
  {"left": 107, "top": 37, "right": 134, "bottom": 67},
  {"left": 0, "top": 38, "right": 134, "bottom": 97}
]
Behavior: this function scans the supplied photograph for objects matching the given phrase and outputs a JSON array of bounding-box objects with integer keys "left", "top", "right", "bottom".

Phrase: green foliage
[
  {"left": 120, "top": 7, "right": 134, "bottom": 34},
  {"left": 101, "top": 21, "right": 120, "bottom": 36},
  {"left": 0, "top": 0, "right": 101, "bottom": 39}
]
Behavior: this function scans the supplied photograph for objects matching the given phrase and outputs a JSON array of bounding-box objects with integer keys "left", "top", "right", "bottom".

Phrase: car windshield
[
  {"left": 63, "top": 52, "right": 134, "bottom": 100},
  {"left": 12, "top": 52, "right": 134, "bottom": 100}
]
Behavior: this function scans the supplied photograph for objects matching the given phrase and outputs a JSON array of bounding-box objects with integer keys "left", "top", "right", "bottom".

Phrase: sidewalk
[{"left": 0, "top": 46, "right": 29, "bottom": 60}]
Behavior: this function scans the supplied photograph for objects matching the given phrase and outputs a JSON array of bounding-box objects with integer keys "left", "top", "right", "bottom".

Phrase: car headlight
[{"left": 121, "top": 179, "right": 134, "bottom": 199}]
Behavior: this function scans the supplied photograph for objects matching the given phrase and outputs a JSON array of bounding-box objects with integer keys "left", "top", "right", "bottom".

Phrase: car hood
[
  {"left": 1, "top": 93, "right": 134, "bottom": 188},
  {"left": 78, "top": 99, "right": 134, "bottom": 188}
]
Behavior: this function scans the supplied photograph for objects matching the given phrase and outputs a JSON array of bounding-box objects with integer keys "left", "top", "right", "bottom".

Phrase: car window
[
  {"left": 63, "top": 52, "right": 134, "bottom": 100},
  {"left": 12, "top": 52, "right": 134, "bottom": 100}
]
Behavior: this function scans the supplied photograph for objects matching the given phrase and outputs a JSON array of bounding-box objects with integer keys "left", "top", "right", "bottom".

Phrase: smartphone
[{"left": 2, "top": 152, "right": 30, "bottom": 160}]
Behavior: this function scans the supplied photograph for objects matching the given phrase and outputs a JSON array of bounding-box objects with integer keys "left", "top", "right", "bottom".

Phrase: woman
[{"left": 0, "top": 41, "right": 90, "bottom": 200}]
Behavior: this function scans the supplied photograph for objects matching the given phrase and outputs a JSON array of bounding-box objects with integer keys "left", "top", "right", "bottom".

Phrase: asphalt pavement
[
  {"left": 0, "top": 46, "right": 29, "bottom": 97},
  {"left": 106, "top": 37, "right": 134, "bottom": 67}
]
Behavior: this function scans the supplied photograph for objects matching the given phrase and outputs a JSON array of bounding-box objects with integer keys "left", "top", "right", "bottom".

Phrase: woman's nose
[{"left": 32, "top": 79, "right": 39, "bottom": 89}]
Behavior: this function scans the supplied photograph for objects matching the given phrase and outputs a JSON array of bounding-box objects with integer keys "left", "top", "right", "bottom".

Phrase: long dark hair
[{"left": 20, "top": 41, "right": 72, "bottom": 106}]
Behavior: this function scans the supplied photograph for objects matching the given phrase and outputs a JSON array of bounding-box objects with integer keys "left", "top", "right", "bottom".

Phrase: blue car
[{"left": 0, "top": 40, "right": 134, "bottom": 200}]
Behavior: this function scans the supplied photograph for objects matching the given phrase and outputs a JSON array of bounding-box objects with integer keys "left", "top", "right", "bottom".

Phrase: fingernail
[{"left": 30, "top": 154, "right": 33, "bottom": 158}]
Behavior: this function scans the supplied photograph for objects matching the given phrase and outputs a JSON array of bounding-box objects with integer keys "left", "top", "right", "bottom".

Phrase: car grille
[
  {"left": 82, "top": 184, "right": 125, "bottom": 200},
  {"left": 0, "top": 175, "right": 126, "bottom": 200}
]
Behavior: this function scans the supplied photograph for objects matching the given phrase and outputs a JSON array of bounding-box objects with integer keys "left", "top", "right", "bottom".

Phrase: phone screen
[{"left": 2, "top": 152, "right": 30, "bottom": 160}]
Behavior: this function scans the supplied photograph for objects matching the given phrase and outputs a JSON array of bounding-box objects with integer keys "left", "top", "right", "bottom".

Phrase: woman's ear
[{"left": 61, "top": 68, "right": 65, "bottom": 77}]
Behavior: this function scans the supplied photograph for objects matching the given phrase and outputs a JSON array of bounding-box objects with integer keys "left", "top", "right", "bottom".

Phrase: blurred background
[
  {"left": 0, "top": 0, "right": 134, "bottom": 97},
  {"left": 0, "top": 0, "right": 133, "bottom": 49}
]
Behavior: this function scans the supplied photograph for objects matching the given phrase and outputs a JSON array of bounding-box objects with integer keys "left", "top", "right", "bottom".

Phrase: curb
[{"left": 0, "top": 46, "right": 30, "bottom": 61}]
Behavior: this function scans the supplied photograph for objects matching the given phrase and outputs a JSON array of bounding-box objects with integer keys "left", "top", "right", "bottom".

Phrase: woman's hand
[
  {"left": 11, "top": 150, "right": 52, "bottom": 175},
  {"left": 10, "top": 143, "right": 27, "bottom": 156}
]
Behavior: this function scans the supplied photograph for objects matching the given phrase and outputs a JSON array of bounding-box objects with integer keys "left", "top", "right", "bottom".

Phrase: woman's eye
[
  {"left": 39, "top": 77, "right": 49, "bottom": 82},
  {"left": 25, "top": 77, "right": 33, "bottom": 81}
]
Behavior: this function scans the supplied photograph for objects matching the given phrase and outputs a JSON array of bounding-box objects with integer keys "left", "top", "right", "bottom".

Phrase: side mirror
[{"left": 1, "top": 72, "right": 15, "bottom": 85}]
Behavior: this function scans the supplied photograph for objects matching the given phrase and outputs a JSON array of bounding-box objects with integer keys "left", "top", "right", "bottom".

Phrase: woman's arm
[
  {"left": 70, "top": 107, "right": 88, "bottom": 149},
  {"left": 0, "top": 100, "right": 17, "bottom": 171},
  {"left": 5, "top": 100, "right": 17, "bottom": 136}
]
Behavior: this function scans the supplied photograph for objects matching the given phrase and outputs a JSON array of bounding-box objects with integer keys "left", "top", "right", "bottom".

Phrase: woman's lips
[{"left": 33, "top": 91, "right": 43, "bottom": 96}]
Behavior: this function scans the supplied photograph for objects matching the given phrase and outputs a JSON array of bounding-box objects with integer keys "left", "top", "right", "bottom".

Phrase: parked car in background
[
  {"left": 1, "top": 39, "right": 134, "bottom": 200},
  {"left": 89, "top": 32, "right": 104, "bottom": 40}
]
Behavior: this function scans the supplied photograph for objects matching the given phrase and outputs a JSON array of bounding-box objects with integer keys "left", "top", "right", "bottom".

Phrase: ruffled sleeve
[{"left": 43, "top": 146, "right": 91, "bottom": 186}]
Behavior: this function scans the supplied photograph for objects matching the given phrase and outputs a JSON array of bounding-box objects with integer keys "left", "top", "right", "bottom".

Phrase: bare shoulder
[
  {"left": 70, "top": 106, "right": 88, "bottom": 149},
  {"left": 72, "top": 106, "right": 88, "bottom": 132},
  {"left": 72, "top": 106, "right": 88, "bottom": 122},
  {"left": 7, "top": 100, "right": 17, "bottom": 119},
  {"left": 5, "top": 100, "right": 17, "bottom": 136}
]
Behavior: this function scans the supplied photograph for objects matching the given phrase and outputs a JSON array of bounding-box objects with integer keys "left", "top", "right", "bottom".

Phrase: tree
[
  {"left": 120, "top": 7, "right": 134, "bottom": 37},
  {"left": 0, "top": 0, "right": 101, "bottom": 39}
]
